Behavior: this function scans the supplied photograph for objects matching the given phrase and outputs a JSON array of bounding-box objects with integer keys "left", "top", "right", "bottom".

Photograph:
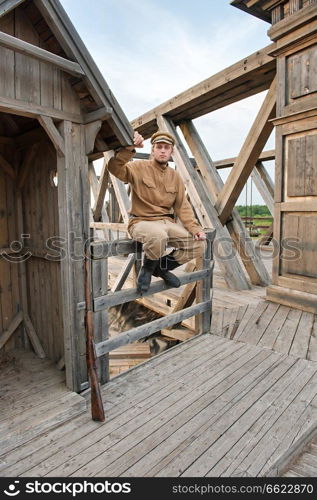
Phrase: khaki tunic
[{"left": 108, "top": 148, "right": 203, "bottom": 235}]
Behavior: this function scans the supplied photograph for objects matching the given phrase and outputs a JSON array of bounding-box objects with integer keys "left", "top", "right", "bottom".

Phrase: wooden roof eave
[
  {"left": 0, "top": 0, "right": 133, "bottom": 149},
  {"left": 131, "top": 44, "right": 276, "bottom": 139},
  {"left": 0, "top": 0, "right": 25, "bottom": 17},
  {"left": 231, "top": 0, "right": 272, "bottom": 23},
  {"left": 35, "top": 0, "right": 133, "bottom": 147}
]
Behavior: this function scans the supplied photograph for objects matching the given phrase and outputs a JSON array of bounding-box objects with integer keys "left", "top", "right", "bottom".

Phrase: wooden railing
[{"left": 84, "top": 229, "right": 215, "bottom": 421}]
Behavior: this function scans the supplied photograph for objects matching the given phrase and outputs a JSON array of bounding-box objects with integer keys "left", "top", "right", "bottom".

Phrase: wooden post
[
  {"left": 57, "top": 121, "right": 89, "bottom": 392},
  {"left": 195, "top": 230, "right": 214, "bottom": 334}
]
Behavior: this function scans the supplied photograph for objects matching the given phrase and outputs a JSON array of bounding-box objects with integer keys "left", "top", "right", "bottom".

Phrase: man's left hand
[{"left": 194, "top": 232, "right": 206, "bottom": 241}]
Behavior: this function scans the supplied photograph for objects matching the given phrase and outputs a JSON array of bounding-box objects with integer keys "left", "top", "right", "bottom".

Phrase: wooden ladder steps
[{"left": 282, "top": 437, "right": 317, "bottom": 477}]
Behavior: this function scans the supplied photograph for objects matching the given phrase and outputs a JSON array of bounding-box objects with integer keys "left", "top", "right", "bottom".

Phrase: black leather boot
[
  {"left": 137, "top": 256, "right": 159, "bottom": 294},
  {"left": 153, "top": 252, "right": 181, "bottom": 288}
]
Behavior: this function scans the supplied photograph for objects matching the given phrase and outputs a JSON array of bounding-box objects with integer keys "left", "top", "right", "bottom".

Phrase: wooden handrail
[{"left": 84, "top": 229, "right": 215, "bottom": 421}]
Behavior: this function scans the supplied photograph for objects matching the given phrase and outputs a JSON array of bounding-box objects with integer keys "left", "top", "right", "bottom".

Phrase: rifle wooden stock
[{"left": 85, "top": 254, "right": 105, "bottom": 422}]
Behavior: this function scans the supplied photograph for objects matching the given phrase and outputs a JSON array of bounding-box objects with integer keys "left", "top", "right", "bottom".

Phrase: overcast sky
[{"left": 60, "top": 0, "right": 275, "bottom": 206}]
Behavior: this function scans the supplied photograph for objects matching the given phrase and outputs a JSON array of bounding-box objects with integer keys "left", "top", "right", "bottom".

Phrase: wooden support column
[
  {"left": 57, "top": 121, "right": 89, "bottom": 392},
  {"left": 180, "top": 120, "right": 270, "bottom": 286},
  {"left": 216, "top": 77, "right": 276, "bottom": 224},
  {"left": 251, "top": 162, "right": 275, "bottom": 215},
  {"left": 157, "top": 115, "right": 251, "bottom": 290}
]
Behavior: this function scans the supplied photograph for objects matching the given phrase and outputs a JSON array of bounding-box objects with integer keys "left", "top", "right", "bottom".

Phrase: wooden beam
[
  {"left": 109, "top": 174, "right": 130, "bottom": 224},
  {"left": 94, "top": 137, "right": 108, "bottom": 153},
  {"left": 91, "top": 222, "right": 128, "bottom": 232},
  {"left": 111, "top": 254, "right": 136, "bottom": 292},
  {"left": 38, "top": 116, "right": 65, "bottom": 157},
  {"left": 0, "top": 153, "right": 16, "bottom": 180},
  {"left": 0, "top": 1, "right": 25, "bottom": 17},
  {"left": 0, "top": 95, "right": 82, "bottom": 123},
  {"left": 180, "top": 120, "right": 270, "bottom": 286},
  {"left": 95, "top": 301, "right": 210, "bottom": 356},
  {"left": 157, "top": 115, "right": 251, "bottom": 290},
  {"left": 88, "top": 162, "right": 110, "bottom": 240},
  {"left": 216, "top": 77, "right": 276, "bottom": 224},
  {"left": 166, "top": 262, "right": 197, "bottom": 322},
  {"left": 56, "top": 356, "right": 65, "bottom": 370},
  {"left": 94, "top": 268, "right": 210, "bottom": 311},
  {"left": 0, "top": 311, "right": 23, "bottom": 350},
  {"left": 195, "top": 231, "right": 214, "bottom": 335},
  {"left": 84, "top": 120, "right": 102, "bottom": 155},
  {"left": 131, "top": 44, "right": 275, "bottom": 137},
  {"left": 161, "top": 327, "right": 195, "bottom": 341},
  {"left": 213, "top": 149, "right": 275, "bottom": 169},
  {"left": 17, "top": 143, "right": 40, "bottom": 190},
  {"left": 0, "top": 30, "right": 85, "bottom": 77},
  {"left": 83, "top": 107, "right": 113, "bottom": 124},
  {"left": 251, "top": 162, "right": 274, "bottom": 215},
  {"left": 134, "top": 149, "right": 276, "bottom": 169},
  {"left": 23, "top": 313, "right": 46, "bottom": 358},
  {"left": 93, "top": 155, "right": 110, "bottom": 221}
]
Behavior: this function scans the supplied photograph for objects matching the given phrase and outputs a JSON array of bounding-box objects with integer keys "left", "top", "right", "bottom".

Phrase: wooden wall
[
  {"left": 22, "top": 140, "right": 63, "bottom": 362},
  {"left": 0, "top": 6, "right": 81, "bottom": 117},
  {"left": 0, "top": 142, "right": 21, "bottom": 351},
  {"left": 267, "top": 1, "right": 317, "bottom": 312}
]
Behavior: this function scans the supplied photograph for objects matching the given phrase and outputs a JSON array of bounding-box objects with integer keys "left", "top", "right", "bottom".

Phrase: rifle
[{"left": 84, "top": 242, "right": 105, "bottom": 422}]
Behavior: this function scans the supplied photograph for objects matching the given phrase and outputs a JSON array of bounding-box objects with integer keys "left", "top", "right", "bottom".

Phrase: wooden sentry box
[
  {"left": 232, "top": 0, "right": 317, "bottom": 313},
  {"left": 0, "top": 0, "right": 132, "bottom": 391}
]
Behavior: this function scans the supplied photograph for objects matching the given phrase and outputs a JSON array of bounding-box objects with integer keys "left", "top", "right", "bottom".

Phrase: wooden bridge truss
[{"left": 88, "top": 44, "right": 277, "bottom": 294}]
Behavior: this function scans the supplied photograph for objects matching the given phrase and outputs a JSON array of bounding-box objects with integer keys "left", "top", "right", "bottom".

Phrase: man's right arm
[
  {"left": 108, "top": 131, "right": 144, "bottom": 183},
  {"left": 107, "top": 148, "right": 135, "bottom": 183}
]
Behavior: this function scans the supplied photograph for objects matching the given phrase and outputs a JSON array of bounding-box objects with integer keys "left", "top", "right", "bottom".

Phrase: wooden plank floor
[
  {"left": 0, "top": 349, "right": 87, "bottom": 459},
  {"left": 211, "top": 301, "right": 317, "bottom": 362},
  {"left": 1, "top": 334, "right": 317, "bottom": 477}
]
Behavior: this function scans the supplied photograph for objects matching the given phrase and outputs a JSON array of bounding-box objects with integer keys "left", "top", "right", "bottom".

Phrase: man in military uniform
[{"left": 108, "top": 130, "right": 206, "bottom": 293}]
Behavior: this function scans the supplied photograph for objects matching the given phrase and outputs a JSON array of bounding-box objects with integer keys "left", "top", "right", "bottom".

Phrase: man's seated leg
[
  {"left": 153, "top": 251, "right": 181, "bottom": 288},
  {"left": 165, "top": 220, "right": 206, "bottom": 267},
  {"left": 129, "top": 220, "right": 170, "bottom": 293}
]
